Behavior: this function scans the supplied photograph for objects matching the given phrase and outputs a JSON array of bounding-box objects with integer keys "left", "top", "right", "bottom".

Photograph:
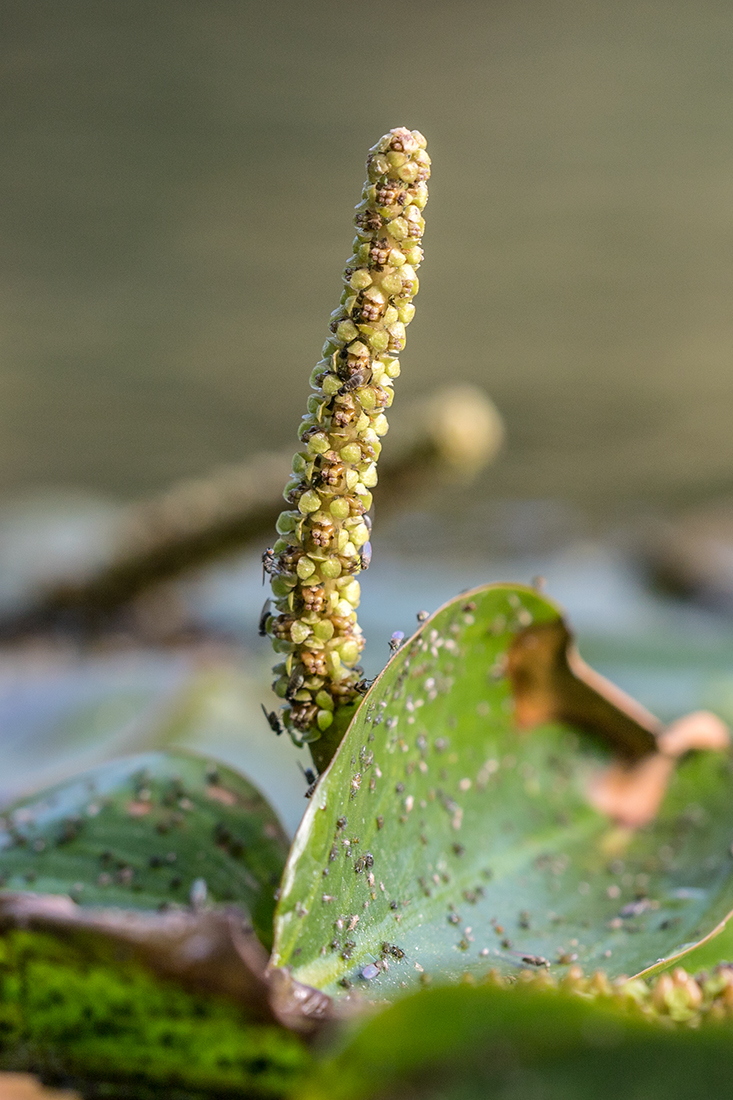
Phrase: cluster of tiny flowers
[
  {"left": 487, "top": 962, "right": 733, "bottom": 1027},
  {"left": 265, "top": 127, "right": 430, "bottom": 745}
]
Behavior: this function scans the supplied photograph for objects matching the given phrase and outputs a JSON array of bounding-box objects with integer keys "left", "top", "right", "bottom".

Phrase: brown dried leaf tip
[{"left": 264, "top": 128, "right": 430, "bottom": 747}]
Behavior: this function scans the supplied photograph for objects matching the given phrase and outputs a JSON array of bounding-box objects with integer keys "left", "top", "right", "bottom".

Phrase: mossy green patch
[{"left": 0, "top": 929, "right": 310, "bottom": 1099}]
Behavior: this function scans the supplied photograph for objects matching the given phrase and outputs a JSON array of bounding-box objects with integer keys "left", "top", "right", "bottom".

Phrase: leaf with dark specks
[
  {"left": 272, "top": 583, "right": 733, "bottom": 999},
  {"left": 0, "top": 751, "right": 289, "bottom": 948}
]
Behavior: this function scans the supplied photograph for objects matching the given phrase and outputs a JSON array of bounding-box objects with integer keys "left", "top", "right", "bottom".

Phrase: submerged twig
[{"left": 0, "top": 385, "right": 500, "bottom": 640}]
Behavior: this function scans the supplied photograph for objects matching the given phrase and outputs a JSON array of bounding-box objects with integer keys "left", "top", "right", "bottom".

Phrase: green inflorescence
[{"left": 265, "top": 127, "right": 430, "bottom": 752}]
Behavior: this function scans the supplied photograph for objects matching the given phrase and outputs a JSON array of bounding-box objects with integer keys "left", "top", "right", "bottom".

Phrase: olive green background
[{"left": 2, "top": 0, "right": 733, "bottom": 518}]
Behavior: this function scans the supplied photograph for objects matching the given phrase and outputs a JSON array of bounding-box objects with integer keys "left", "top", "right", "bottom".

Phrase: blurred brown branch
[{"left": 0, "top": 385, "right": 503, "bottom": 638}]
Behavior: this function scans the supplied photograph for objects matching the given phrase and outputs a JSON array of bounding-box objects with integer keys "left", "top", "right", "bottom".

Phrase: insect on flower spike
[{"left": 263, "top": 127, "right": 430, "bottom": 765}]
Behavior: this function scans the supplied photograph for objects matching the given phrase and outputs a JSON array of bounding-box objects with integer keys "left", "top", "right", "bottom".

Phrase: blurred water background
[{"left": 3, "top": 0, "right": 733, "bottom": 833}]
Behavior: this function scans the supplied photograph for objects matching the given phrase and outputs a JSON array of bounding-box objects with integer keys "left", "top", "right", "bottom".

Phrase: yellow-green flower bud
[
  {"left": 350, "top": 522, "right": 370, "bottom": 548},
  {"left": 305, "top": 431, "right": 330, "bottom": 455},
  {"left": 313, "top": 619, "right": 335, "bottom": 642},
  {"left": 317, "top": 709, "right": 334, "bottom": 731},
  {"left": 322, "top": 373, "right": 342, "bottom": 396},
  {"left": 298, "top": 490, "right": 321, "bottom": 514},
  {"left": 340, "top": 580, "right": 361, "bottom": 607},
  {"left": 327, "top": 649, "right": 341, "bottom": 673},
  {"left": 265, "top": 126, "right": 429, "bottom": 752},
  {"left": 338, "top": 639, "right": 361, "bottom": 665},
  {"left": 380, "top": 271, "right": 403, "bottom": 297},
  {"left": 290, "top": 620, "right": 312, "bottom": 645},
  {"left": 357, "top": 386, "right": 377, "bottom": 411},
  {"left": 320, "top": 556, "right": 342, "bottom": 579},
  {"left": 368, "top": 153, "right": 389, "bottom": 179},
  {"left": 276, "top": 510, "right": 298, "bottom": 534},
  {"left": 340, "top": 442, "right": 362, "bottom": 464},
  {"left": 387, "top": 216, "right": 408, "bottom": 240},
  {"left": 336, "top": 319, "right": 359, "bottom": 343},
  {"left": 360, "top": 463, "right": 378, "bottom": 488},
  {"left": 271, "top": 575, "right": 295, "bottom": 598},
  {"left": 296, "top": 556, "right": 317, "bottom": 580},
  {"left": 335, "top": 528, "right": 350, "bottom": 553},
  {"left": 349, "top": 269, "right": 372, "bottom": 290},
  {"left": 334, "top": 598, "right": 355, "bottom": 619},
  {"left": 364, "top": 327, "right": 389, "bottom": 353},
  {"left": 403, "top": 244, "right": 423, "bottom": 265}
]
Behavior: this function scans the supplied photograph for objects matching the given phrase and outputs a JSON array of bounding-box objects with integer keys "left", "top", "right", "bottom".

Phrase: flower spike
[{"left": 264, "top": 127, "right": 430, "bottom": 765}]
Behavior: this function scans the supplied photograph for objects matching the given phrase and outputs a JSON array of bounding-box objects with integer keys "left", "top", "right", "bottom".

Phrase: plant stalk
[{"left": 266, "top": 127, "right": 430, "bottom": 754}]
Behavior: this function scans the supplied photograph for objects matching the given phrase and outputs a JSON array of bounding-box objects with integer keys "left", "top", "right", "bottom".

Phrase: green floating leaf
[
  {"left": 300, "top": 980, "right": 733, "bottom": 1100},
  {"left": 272, "top": 584, "right": 733, "bottom": 997},
  {"left": 0, "top": 751, "right": 289, "bottom": 948}
]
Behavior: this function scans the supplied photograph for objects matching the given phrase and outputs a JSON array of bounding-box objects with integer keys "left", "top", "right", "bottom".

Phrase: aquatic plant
[{"left": 2, "top": 126, "right": 733, "bottom": 1100}]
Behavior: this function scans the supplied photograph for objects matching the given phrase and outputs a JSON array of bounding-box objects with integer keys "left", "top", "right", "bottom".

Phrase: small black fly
[
  {"left": 258, "top": 598, "right": 271, "bottom": 637},
  {"left": 337, "top": 367, "right": 371, "bottom": 396},
  {"left": 285, "top": 669, "right": 305, "bottom": 701},
  {"left": 261, "top": 547, "right": 276, "bottom": 584},
  {"left": 298, "top": 760, "right": 318, "bottom": 797},
  {"left": 261, "top": 704, "right": 286, "bottom": 736}
]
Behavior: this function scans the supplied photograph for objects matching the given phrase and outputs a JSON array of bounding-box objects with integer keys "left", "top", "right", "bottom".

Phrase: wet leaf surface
[
  {"left": 0, "top": 751, "right": 289, "bottom": 948},
  {"left": 272, "top": 584, "right": 733, "bottom": 998}
]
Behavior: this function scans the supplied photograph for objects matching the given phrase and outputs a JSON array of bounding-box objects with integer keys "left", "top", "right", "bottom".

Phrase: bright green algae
[{"left": 0, "top": 929, "right": 311, "bottom": 1098}]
